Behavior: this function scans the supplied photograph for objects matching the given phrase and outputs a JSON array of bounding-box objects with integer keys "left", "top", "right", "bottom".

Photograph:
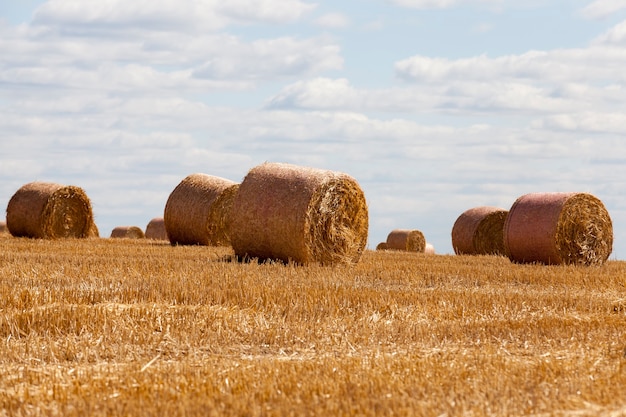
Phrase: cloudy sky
[{"left": 1, "top": 0, "right": 625, "bottom": 259}]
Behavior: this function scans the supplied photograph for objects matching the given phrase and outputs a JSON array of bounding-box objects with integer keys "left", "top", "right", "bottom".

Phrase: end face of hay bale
[
  {"left": 504, "top": 192, "right": 613, "bottom": 265},
  {"left": 164, "top": 174, "right": 237, "bottom": 246},
  {"left": 145, "top": 217, "right": 168, "bottom": 240},
  {"left": 110, "top": 226, "right": 145, "bottom": 239},
  {"left": 230, "top": 162, "right": 369, "bottom": 265},
  {"left": 6, "top": 182, "right": 95, "bottom": 239},
  {"left": 451, "top": 206, "right": 508, "bottom": 256},
  {"left": 385, "top": 229, "right": 426, "bottom": 252}
]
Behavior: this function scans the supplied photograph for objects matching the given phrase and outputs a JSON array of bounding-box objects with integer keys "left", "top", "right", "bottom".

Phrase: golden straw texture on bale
[
  {"left": 385, "top": 229, "right": 426, "bottom": 252},
  {"left": 451, "top": 206, "right": 508, "bottom": 256},
  {"left": 110, "top": 226, "right": 145, "bottom": 239},
  {"left": 164, "top": 174, "right": 238, "bottom": 246},
  {"left": 504, "top": 192, "right": 613, "bottom": 265},
  {"left": 230, "top": 162, "right": 369, "bottom": 265},
  {"left": 6, "top": 182, "right": 95, "bottom": 239},
  {"left": 145, "top": 217, "right": 168, "bottom": 240}
]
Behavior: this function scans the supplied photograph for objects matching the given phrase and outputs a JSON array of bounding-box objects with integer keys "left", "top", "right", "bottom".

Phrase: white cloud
[
  {"left": 33, "top": 0, "right": 316, "bottom": 32},
  {"left": 580, "top": 0, "right": 626, "bottom": 20},
  {"left": 314, "top": 12, "right": 350, "bottom": 29},
  {"left": 387, "top": 0, "right": 501, "bottom": 9}
]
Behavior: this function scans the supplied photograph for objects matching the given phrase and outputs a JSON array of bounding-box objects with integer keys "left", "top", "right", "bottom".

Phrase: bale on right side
[
  {"left": 503, "top": 192, "right": 613, "bottom": 265},
  {"left": 385, "top": 229, "right": 426, "bottom": 252},
  {"left": 451, "top": 206, "right": 508, "bottom": 256}
]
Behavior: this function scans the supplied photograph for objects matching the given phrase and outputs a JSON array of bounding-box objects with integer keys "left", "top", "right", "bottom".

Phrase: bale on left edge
[{"left": 6, "top": 181, "right": 97, "bottom": 239}]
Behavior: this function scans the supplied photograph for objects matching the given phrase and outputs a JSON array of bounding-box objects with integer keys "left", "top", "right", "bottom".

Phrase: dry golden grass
[{"left": 1, "top": 235, "right": 626, "bottom": 416}]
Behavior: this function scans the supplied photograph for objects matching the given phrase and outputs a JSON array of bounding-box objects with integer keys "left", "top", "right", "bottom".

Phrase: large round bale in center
[
  {"left": 230, "top": 162, "right": 369, "bottom": 265},
  {"left": 164, "top": 174, "right": 239, "bottom": 246},
  {"left": 385, "top": 229, "right": 426, "bottom": 252},
  {"left": 6, "top": 182, "right": 96, "bottom": 239},
  {"left": 451, "top": 206, "right": 508, "bottom": 256},
  {"left": 503, "top": 192, "right": 613, "bottom": 265}
]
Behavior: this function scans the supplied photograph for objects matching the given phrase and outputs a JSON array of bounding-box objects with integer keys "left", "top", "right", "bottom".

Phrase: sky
[{"left": 1, "top": 0, "right": 626, "bottom": 259}]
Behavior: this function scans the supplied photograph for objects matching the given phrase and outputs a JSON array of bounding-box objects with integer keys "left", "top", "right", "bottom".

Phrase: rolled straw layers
[
  {"left": 110, "top": 226, "right": 145, "bottom": 239},
  {"left": 145, "top": 217, "right": 168, "bottom": 240},
  {"left": 6, "top": 181, "right": 97, "bottom": 239},
  {"left": 504, "top": 192, "right": 613, "bottom": 265},
  {"left": 230, "top": 162, "right": 368, "bottom": 265},
  {"left": 164, "top": 173, "right": 239, "bottom": 246},
  {"left": 385, "top": 229, "right": 426, "bottom": 252},
  {"left": 451, "top": 206, "right": 508, "bottom": 256}
]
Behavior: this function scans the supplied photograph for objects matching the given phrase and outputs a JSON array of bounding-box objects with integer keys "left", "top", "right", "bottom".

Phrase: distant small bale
[
  {"left": 0, "top": 220, "right": 8, "bottom": 235},
  {"left": 385, "top": 229, "right": 426, "bottom": 252},
  {"left": 6, "top": 181, "right": 95, "bottom": 239},
  {"left": 164, "top": 173, "right": 238, "bottom": 246},
  {"left": 145, "top": 217, "right": 168, "bottom": 240},
  {"left": 504, "top": 192, "right": 613, "bottom": 265},
  {"left": 230, "top": 162, "right": 369, "bottom": 265},
  {"left": 110, "top": 226, "right": 145, "bottom": 239},
  {"left": 425, "top": 242, "right": 435, "bottom": 254},
  {"left": 451, "top": 206, "right": 508, "bottom": 256},
  {"left": 376, "top": 242, "right": 388, "bottom": 251}
]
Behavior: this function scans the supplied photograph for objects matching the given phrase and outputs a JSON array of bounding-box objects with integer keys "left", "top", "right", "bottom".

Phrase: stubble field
[{"left": 1, "top": 235, "right": 625, "bottom": 416}]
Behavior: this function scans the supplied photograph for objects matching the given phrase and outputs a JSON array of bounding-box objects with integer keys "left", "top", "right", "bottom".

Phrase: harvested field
[{"left": 1, "top": 237, "right": 626, "bottom": 416}]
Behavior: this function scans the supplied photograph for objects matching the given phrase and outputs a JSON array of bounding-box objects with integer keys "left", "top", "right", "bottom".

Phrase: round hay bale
[
  {"left": 230, "top": 162, "right": 369, "bottom": 265},
  {"left": 425, "top": 242, "right": 435, "bottom": 254},
  {"left": 87, "top": 221, "right": 100, "bottom": 238},
  {"left": 6, "top": 182, "right": 95, "bottom": 239},
  {"left": 503, "top": 192, "right": 613, "bottom": 265},
  {"left": 385, "top": 229, "right": 426, "bottom": 252},
  {"left": 0, "top": 220, "right": 8, "bottom": 235},
  {"left": 145, "top": 217, "right": 168, "bottom": 240},
  {"left": 164, "top": 173, "right": 238, "bottom": 246},
  {"left": 451, "top": 206, "right": 508, "bottom": 256},
  {"left": 110, "top": 226, "right": 145, "bottom": 239},
  {"left": 375, "top": 242, "right": 388, "bottom": 251}
]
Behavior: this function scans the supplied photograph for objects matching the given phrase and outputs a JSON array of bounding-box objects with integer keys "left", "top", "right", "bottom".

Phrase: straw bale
[
  {"left": 451, "top": 206, "right": 508, "bottom": 256},
  {"left": 425, "top": 242, "right": 435, "bottom": 254},
  {"left": 376, "top": 242, "right": 388, "bottom": 251},
  {"left": 164, "top": 174, "right": 238, "bottom": 246},
  {"left": 503, "top": 192, "right": 613, "bottom": 265},
  {"left": 110, "top": 226, "right": 145, "bottom": 239},
  {"left": 87, "top": 221, "right": 100, "bottom": 238},
  {"left": 0, "top": 221, "right": 8, "bottom": 235},
  {"left": 6, "top": 182, "right": 95, "bottom": 239},
  {"left": 385, "top": 229, "right": 426, "bottom": 252},
  {"left": 230, "top": 162, "right": 369, "bottom": 265},
  {"left": 145, "top": 217, "right": 168, "bottom": 240}
]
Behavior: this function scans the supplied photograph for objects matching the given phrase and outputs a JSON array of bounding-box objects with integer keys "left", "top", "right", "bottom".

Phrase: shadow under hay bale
[
  {"left": 6, "top": 182, "right": 96, "bottom": 239},
  {"left": 385, "top": 229, "right": 426, "bottom": 252},
  {"left": 145, "top": 217, "right": 168, "bottom": 240},
  {"left": 230, "top": 162, "right": 369, "bottom": 265},
  {"left": 451, "top": 206, "right": 508, "bottom": 256},
  {"left": 164, "top": 173, "right": 239, "bottom": 246},
  {"left": 110, "top": 226, "right": 145, "bottom": 239},
  {"left": 503, "top": 192, "right": 613, "bottom": 265}
]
